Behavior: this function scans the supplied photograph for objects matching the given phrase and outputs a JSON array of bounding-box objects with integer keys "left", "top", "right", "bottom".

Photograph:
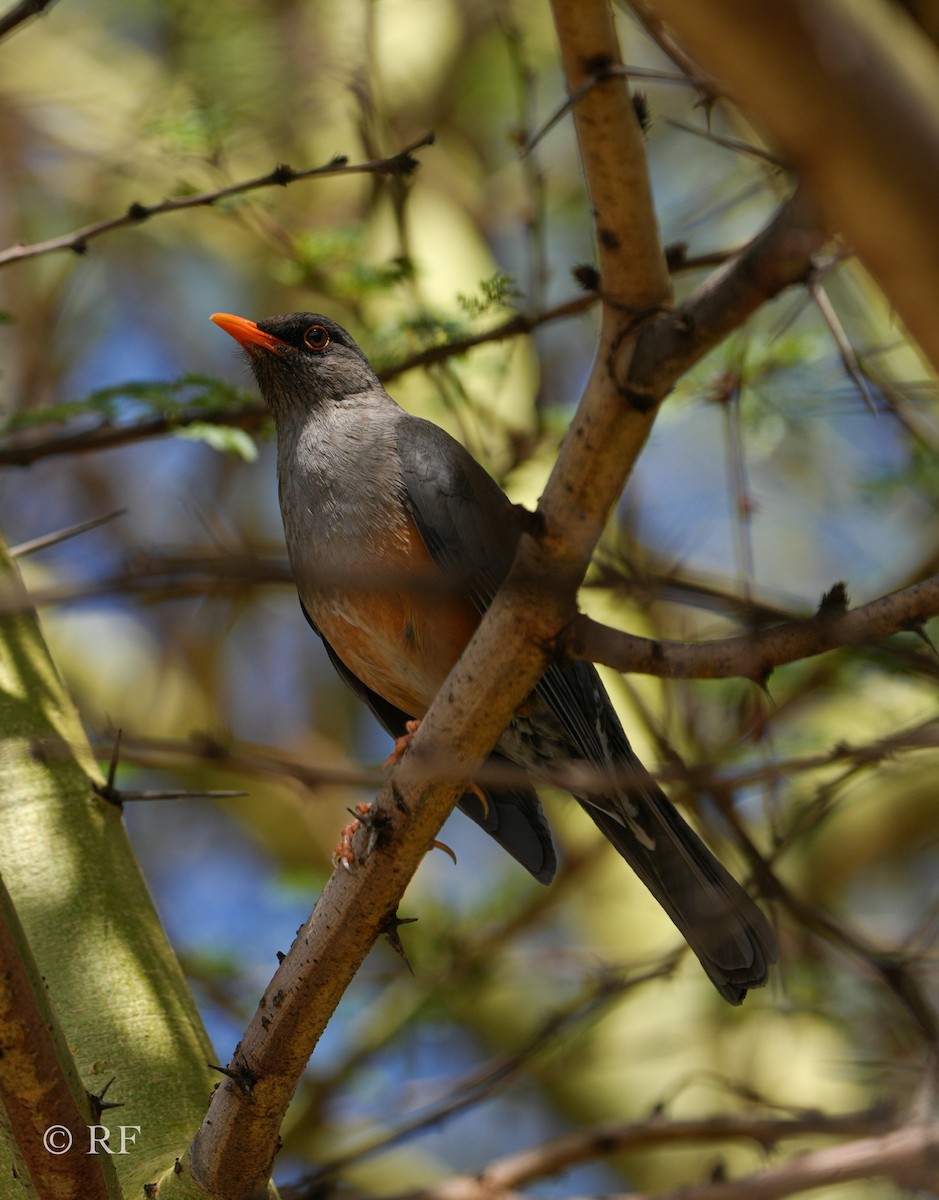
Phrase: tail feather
[
  {"left": 459, "top": 755, "right": 557, "bottom": 885},
  {"left": 582, "top": 792, "right": 776, "bottom": 1004}
]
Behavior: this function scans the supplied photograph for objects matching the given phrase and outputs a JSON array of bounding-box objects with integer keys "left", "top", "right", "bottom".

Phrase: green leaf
[{"left": 173, "top": 421, "right": 259, "bottom": 461}]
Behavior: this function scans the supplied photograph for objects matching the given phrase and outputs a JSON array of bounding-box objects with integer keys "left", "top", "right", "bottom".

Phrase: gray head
[{"left": 211, "top": 311, "right": 383, "bottom": 417}]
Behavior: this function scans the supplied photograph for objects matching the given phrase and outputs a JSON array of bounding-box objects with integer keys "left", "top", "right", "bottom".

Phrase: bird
[{"left": 211, "top": 310, "right": 778, "bottom": 1004}]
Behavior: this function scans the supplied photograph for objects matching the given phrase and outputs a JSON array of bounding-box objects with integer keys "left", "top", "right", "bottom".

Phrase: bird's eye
[{"left": 303, "top": 324, "right": 330, "bottom": 352}]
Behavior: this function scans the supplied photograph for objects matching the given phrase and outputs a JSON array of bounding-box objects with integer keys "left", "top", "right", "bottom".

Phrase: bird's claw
[
  {"left": 332, "top": 801, "right": 376, "bottom": 871},
  {"left": 384, "top": 719, "right": 422, "bottom": 767}
]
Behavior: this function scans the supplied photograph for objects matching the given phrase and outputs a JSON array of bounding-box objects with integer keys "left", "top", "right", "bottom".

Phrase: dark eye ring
[{"left": 303, "top": 324, "right": 330, "bottom": 352}]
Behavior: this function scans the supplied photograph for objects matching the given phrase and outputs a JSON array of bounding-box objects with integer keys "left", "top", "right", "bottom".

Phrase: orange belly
[
  {"left": 313, "top": 588, "right": 478, "bottom": 717},
  {"left": 305, "top": 511, "right": 480, "bottom": 718}
]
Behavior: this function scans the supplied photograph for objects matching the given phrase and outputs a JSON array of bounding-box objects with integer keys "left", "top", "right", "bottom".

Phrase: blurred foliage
[{"left": 0, "top": 1, "right": 937, "bottom": 1197}]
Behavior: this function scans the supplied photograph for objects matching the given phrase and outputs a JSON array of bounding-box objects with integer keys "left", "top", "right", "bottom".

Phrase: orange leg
[
  {"left": 384, "top": 719, "right": 490, "bottom": 820},
  {"left": 333, "top": 801, "right": 373, "bottom": 872},
  {"left": 383, "top": 719, "right": 422, "bottom": 767}
]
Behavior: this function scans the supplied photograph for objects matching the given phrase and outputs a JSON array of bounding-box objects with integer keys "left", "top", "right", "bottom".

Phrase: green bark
[{"left": 0, "top": 542, "right": 229, "bottom": 1196}]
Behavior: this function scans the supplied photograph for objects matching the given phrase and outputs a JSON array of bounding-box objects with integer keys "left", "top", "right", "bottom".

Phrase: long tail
[
  {"left": 582, "top": 783, "right": 777, "bottom": 1004},
  {"left": 532, "top": 659, "right": 777, "bottom": 1004}
]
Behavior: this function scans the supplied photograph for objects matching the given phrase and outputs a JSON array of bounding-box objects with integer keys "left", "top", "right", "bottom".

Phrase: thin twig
[
  {"left": 9, "top": 509, "right": 126, "bottom": 556},
  {"left": 0, "top": 133, "right": 435, "bottom": 269},
  {"left": 0, "top": 0, "right": 55, "bottom": 41}
]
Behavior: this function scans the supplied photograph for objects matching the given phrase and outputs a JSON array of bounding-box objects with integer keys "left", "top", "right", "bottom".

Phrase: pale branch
[
  {"left": 185, "top": 4, "right": 676, "bottom": 1195},
  {"left": 0, "top": 133, "right": 435, "bottom": 269},
  {"left": 566, "top": 574, "right": 939, "bottom": 680},
  {"left": 0, "top": 0, "right": 55, "bottom": 41},
  {"left": 643, "top": 0, "right": 939, "bottom": 377},
  {"left": 619, "top": 1119, "right": 939, "bottom": 1200},
  {"left": 396, "top": 1107, "right": 893, "bottom": 1200}
]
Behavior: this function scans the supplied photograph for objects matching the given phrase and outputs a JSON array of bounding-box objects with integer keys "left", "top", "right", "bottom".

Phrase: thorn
[
  {"left": 906, "top": 621, "right": 938, "bottom": 657},
  {"left": 817, "top": 581, "right": 849, "bottom": 615},
  {"left": 664, "top": 241, "right": 689, "bottom": 270},
  {"left": 632, "top": 90, "right": 651, "bottom": 133},
  {"left": 107, "top": 730, "right": 122, "bottom": 790},
  {"left": 572, "top": 263, "right": 600, "bottom": 291},
  {"left": 208, "top": 1059, "right": 258, "bottom": 1097},
  {"left": 379, "top": 909, "right": 419, "bottom": 973},
  {"left": 333, "top": 801, "right": 388, "bottom": 871},
  {"left": 87, "top": 1077, "right": 123, "bottom": 1120},
  {"left": 93, "top": 731, "right": 124, "bottom": 807}
]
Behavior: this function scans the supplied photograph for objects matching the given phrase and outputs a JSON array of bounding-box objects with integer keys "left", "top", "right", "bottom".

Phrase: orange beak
[{"left": 210, "top": 312, "right": 288, "bottom": 354}]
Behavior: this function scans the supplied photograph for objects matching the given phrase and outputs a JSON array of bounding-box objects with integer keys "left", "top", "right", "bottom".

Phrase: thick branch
[
  {"left": 0, "top": 871, "right": 120, "bottom": 1200},
  {"left": 642, "top": 0, "right": 939, "bottom": 375},
  {"left": 568, "top": 574, "right": 939, "bottom": 679}
]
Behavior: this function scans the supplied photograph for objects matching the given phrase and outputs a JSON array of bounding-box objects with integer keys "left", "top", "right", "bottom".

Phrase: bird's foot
[
  {"left": 331, "top": 799, "right": 458, "bottom": 873},
  {"left": 384, "top": 720, "right": 489, "bottom": 820},
  {"left": 333, "top": 801, "right": 376, "bottom": 872},
  {"left": 383, "top": 719, "right": 422, "bottom": 767}
]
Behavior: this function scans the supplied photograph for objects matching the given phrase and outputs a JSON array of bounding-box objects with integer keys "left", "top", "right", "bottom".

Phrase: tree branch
[
  {"left": 624, "top": 187, "right": 829, "bottom": 407},
  {"left": 398, "top": 1115, "right": 937, "bottom": 1200},
  {"left": 397, "top": 1107, "right": 893, "bottom": 1200},
  {"left": 0, "top": 871, "right": 121, "bottom": 1200},
  {"left": 0, "top": 133, "right": 435, "bottom": 270},
  {"left": 639, "top": 0, "right": 939, "bottom": 376},
  {"left": 185, "top": 3, "right": 675, "bottom": 1195},
  {"left": 567, "top": 574, "right": 939, "bottom": 680}
]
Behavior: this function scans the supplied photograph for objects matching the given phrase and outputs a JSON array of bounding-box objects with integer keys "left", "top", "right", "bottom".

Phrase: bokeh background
[{"left": 1, "top": 1, "right": 937, "bottom": 1195}]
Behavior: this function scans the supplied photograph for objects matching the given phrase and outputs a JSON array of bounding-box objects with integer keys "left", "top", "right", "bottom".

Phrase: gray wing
[
  {"left": 398, "top": 415, "right": 777, "bottom": 1002},
  {"left": 396, "top": 417, "right": 556, "bottom": 883}
]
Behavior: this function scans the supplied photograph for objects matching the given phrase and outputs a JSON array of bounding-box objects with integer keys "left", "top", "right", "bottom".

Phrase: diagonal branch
[{"left": 184, "top": 2, "right": 673, "bottom": 1196}]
